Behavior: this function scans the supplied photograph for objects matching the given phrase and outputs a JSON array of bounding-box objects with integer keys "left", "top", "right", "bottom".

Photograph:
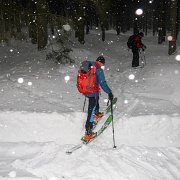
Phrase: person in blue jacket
[{"left": 85, "top": 56, "right": 114, "bottom": 141}]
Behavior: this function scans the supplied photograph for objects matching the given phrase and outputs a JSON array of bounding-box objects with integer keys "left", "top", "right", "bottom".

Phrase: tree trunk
[
  {"left": 101, "top": 24, "right": 105, "bottom": 41},
  {"left": 158, "top": 0, "right": 166, "bottom": 44},
  {"left": 29, "top": 14, "right": 37, "bottom": 44},
  {"left": 152, "top": 8, "right": 157, "bottom": 36},
  {"left": 76, "top": 0, "right": 85, "bottom": 44},
  {"left": 116, "top": 20, "right": 120, "bottom": 35},
  {"left": 133, "top": 1, "right": 139, "bottom": 35},
  {"left": 176, "top": 0, "right": 180, "bottom": 39},
  {"left": 78, "top": 21, "right": 85, "bottom": 44},
  {"left": 168, "top": 0, "right": 178, "bottom": 55},
  {"left": 86, "top": 24, "right": 90, "bottom": 34},
  {"left": 85, "top": 2, "right": 90, "bottom": 34},
  {"left": 28, "top": 1, "right": 37, "bottom": 44},
  {"left": 144, "top": 0, "right": 148, "bottom": 36},
  {"left": 0, "top": 0, "right": 5, "bottom": 41},
  {"left": 121, "top": 11, "right": 127, "bottom": 33},
  {"left": 37, "top": 0, "right": 48, "bottom": 50}
]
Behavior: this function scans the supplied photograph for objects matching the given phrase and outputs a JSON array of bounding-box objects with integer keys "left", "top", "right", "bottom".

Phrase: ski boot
[
  {"left": 93, "top": 112, "right": 104, "bottom": 129},
  {"left": 94, "top": 112, "right": 104, "bottom": 121},
  {"left": 83, "top": 129, "right": 97, "bottom": 143}
]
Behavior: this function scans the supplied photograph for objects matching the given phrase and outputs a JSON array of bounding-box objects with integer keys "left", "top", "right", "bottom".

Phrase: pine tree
[
  {"left": 46, "top": 25, "right": 74, "bottom": 64},
  {"left": 93, "top": 0, "right": 112, "bottom": 41}
]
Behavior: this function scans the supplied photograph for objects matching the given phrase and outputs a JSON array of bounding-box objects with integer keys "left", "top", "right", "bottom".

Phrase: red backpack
[{"left": 77, "top": 61, "right": 100, "bottom": 96}]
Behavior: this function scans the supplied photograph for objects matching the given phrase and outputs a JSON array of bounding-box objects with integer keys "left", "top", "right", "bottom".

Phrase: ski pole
[
  {"left": 143, "top": 51, "right": 146, "bottom": 65},
  {"left": 111, "top": 99, "right": 117, "bottom": 148},
  {"left": 83, "top": 96, "right": 86, "bottom": 112},
  {"left": 139, "top": 50, "right": 143, "bottom": 67},
  {"left": 107, "top": 99, "right": 110, "bottom": 107},
  {"left": 140, "top": 50, "right": 145, "bottom": 67}
]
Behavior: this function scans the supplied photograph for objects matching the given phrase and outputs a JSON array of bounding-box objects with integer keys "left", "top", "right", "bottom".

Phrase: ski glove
[{"left": 108, "top": 92, "right": 114, "bottom": 101}]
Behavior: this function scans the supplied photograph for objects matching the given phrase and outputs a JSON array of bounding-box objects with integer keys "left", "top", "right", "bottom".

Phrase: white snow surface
[{"left": 0, "top": 30, "right": 180, "bottom": 180}]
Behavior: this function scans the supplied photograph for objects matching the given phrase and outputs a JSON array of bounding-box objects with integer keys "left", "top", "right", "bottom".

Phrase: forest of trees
[{"left": 0, "top": 0, "right": 179, "bottom": 56}]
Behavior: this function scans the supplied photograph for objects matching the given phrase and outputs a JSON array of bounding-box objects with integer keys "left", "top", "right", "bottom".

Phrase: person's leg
[
  {"left": 132, "top": 49, "right": 139, "bottom": 67},
  {"left": 136, "top": 50, "right": 140, "bottom": 66},
  {"left": 94, "top": 96, "right": 104, "bottom": 120},
  {"left": 85, "top": 96, "right": 96, "bottom": 132},
  {"left": 94, "top": 96, "right": 99, "bottom": 114}
]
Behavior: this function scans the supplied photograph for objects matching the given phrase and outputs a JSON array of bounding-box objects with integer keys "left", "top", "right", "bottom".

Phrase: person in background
[{"left": 127, "top": 32, "right": 146, "bottom": 68}]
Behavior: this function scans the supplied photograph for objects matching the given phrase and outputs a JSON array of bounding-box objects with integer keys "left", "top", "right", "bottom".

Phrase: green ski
[
  {"left": 66, "top": 98, "right": 117, "bottom": 154},
  {"left": 66, "top": 115, "right": 113, "bottom": 154},
  {"left": 82, "top": 114, "right": 113, "bottom": 144}
]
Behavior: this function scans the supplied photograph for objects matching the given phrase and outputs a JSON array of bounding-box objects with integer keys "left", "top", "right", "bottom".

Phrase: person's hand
[{"left": 108, "top": 92, "right": 114, "bottom": 101}]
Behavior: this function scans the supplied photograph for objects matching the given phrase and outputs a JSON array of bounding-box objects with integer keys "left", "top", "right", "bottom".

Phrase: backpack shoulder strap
[{"left": 94, "top": 61, "right": 102, "bottom": 69}]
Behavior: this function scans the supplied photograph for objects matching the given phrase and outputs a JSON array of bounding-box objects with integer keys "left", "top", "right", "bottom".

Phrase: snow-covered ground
[{"left": 0, "top": 29, "right": 180, "bottom": 180}]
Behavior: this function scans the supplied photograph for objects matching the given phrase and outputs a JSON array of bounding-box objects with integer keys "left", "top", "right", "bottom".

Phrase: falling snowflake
[
  {"left": 78, "top": 17, "right": 82, "bottom": 21},
  {"left": 175, "top": 55, "right": 180, "bottom": 61},
  {"left": 101, "top": 66, "right": 105, "bottom": 70},
  {"left": 63, "top": 24, "right": 71, "bottom": 31},
  {"left": 65, "top": 75, "right": 70, "bottom": 83},
  {"left": 18, "top": 78, "right": 24, "bottom": 83},
  {"left": 128, "top": 74, "right": 135, "bottom": 80},
  {"left": 135, "top": 9, "right": 143, "bottom": 15},
  {"left": 28, "top": 82, "right": 32, "bottom": 86},
  {"left": 104, "top": 99, "right": 108, "bottom": 103}
]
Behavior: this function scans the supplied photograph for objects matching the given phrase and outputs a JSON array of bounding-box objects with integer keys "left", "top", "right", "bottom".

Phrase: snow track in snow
[{"left": 0, "top": 111, "right": 180, "bottom": 179}]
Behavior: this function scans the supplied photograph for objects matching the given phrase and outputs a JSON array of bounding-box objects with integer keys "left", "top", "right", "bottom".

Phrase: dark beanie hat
[
  {"left": 96, "top": 55, "right": 105, "bottom": 64},
  {"left": 139, "top": 32, "right": 144, "bottom": 37}
]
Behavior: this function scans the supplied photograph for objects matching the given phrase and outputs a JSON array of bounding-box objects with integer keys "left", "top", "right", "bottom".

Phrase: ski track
[
  {"left": 7, "top": 143, "right": 179, "bottom": 180},
  {"left": 0, "top": 99, "right": 180, "bottom": 179}
]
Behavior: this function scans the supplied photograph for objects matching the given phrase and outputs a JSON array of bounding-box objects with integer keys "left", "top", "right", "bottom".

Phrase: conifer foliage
[
  {"left": 46, "top": 25, "right": 74, "bottom": 64},
  {"left": 0, "top": 0, "right": 179, "bottom": 57}
]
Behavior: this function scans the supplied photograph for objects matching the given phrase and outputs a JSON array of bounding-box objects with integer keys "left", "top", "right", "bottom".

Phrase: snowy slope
[{"left": 0, "top": 30, "right": 180, "bottom": 180}]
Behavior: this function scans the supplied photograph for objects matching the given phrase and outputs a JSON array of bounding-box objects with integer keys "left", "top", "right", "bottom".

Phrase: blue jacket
[{"left": 87, "top": 62, "right": 112, "bottom": 97}]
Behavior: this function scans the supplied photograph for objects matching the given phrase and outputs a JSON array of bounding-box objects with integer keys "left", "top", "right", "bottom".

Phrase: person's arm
[
  {"left": 139, "top": 37, "right": 146, "bottom": 50},
  {"left": 96, "top": 68, "right": 112, "bottom": 94}
]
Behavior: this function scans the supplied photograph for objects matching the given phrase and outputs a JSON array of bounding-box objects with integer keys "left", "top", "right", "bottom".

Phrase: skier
[
  {"left": 77, "top": 56, "right": 114, "bottom": 141},
  {"left": 127, "top": 32, "right": 146, "bottom": 68}
]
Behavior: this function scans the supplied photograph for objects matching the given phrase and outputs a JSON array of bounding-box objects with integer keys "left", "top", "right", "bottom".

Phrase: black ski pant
[
  {"left": 85, "top": 96, "right": 99, "bottom": 131},
  {"left": 132, "top": 49, "right": 139, "bottom": 67}
]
